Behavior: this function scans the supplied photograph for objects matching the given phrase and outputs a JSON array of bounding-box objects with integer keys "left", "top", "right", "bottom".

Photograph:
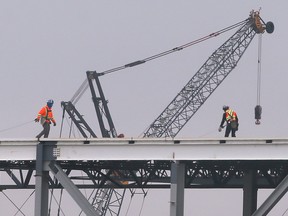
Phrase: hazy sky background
[{"left": 0, "top": 1, "right": 287, "bottom": 215}]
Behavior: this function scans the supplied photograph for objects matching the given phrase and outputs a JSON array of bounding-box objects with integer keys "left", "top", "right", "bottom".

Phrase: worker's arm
[
  {"left": 51, "top": 118, "right": 56, "bottom": 126},
  {"left": 35, "top": 107, "right": 46, "bottom": 122},
  {"left": 219, "top": 113, "right": 226, "bottom": 128},
  {"left": 218, "top": 113, "right": 226, "bottom": 132},
  {"left": 50, "top": 111, "right": 56, "bottom": 126}
]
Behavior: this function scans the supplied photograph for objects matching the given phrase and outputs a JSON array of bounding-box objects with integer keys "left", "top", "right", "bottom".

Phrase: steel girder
[{"left": 0, "top": 160, "right": 288, "bottom": 190}]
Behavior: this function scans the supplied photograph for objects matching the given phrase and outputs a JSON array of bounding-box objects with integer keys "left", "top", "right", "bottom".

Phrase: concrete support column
[{"left": 170, "top": 161, "right": 185, "bottom": 216}]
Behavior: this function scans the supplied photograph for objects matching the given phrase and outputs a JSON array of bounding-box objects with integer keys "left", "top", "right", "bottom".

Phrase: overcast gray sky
[{"left": 0, "top": 1, "right": 287, "bottom": 215}]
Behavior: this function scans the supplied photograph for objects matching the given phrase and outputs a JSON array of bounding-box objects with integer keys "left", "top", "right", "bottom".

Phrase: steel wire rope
[
  {"left": 77, "top": 170, "right": 92, "bottom": 216},
  {"left": 78, "top": 187, "right": 97, "bottom": 216},
  {"left": 70, "top": 19, "right": 249, "bottom": 104},
  {"left": 99, "top": 19, "right": 249, "bottom": 76},
  {"left": 254, "top": 33, "right": 263, "bottom": 125},
  {"left": 59, "top": 113, "right": 82, "bottom": 138},
  {"left": 196, "top": 128, "right": 221, "bottom": 138},
  {"left": 70, "top": 79, "right": 89, "bottom": 105},
  {"left": 257, "top": 34, "right": 262, "bottom": 106},
  {"left": 47, "top": 175, "right": 65, "bottom": 216},
  {"left": 80, "top": 171, "right": 88, "bottom": 199},
  {"left": 0, "top": 120, "right": 34, "bottom": 134},
  {"left": 12, "top": 190, "right": 35, "bottom": 216},
  {"left": 59, "top": 108, "right": 66, "bottom": 138},
  {"left": 56, "top": 189, "right": 64, "bottom": 216},
  {"left": 124, "top": 189, "right": 135, "bottom": 216},
  {"left": 281, "top": 205, "right": 288, "bottom": 216},
  {"left": 123, "top": 188, "right": 149, "bottom": 216},
  {"left": 1, "top": 190, "right": 26, "bottom": 215},
  {"left": 3, "top": 169, "right": 36, "bottom": 216},
  {"left": 59, "top": 113, "right": 68, "bottom": 138},
  {"left": 78, "top": 171, "right": 107, "bottom": 213},
  {"left": 60, "top": 110, "right": 80, "bottom": 138},
  {"left": 47, "top": 188, "right": 66, "bottom": 216},
  {"left": 48, "top": 186, "right": 54, "bottom": 216},
  {"left": 69, "top": 117, "right": 83, "bottom": 138},
  {"left": 137, "top": 189, "right": 148, "bottom": 216}
]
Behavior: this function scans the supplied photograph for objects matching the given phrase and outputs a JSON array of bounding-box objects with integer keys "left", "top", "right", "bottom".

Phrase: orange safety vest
[{"left": 37, "top": 105, "right": 56, "bottom": 124}]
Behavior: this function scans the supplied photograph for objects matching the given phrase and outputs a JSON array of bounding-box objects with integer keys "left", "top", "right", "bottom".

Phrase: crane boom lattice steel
[
  {"left": 61, "top": 10, "right": 273, "bottom": 216},
  {"left": 143, "top": 11, "right": 273, "bottom": 138}
]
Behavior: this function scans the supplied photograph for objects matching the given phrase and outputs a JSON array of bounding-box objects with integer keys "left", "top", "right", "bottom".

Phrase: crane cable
[
  {"left": 47, "top": 188, "right": 66, "bottom": 216},
  {"left": 98, "top": 19, "right": 249, "bottom": 76},
  {"left": 70, "top": 19, "right": 249, "bottom": 104},
  {"left": 281, "top": 206, "right": 288, "bottom": 216},
  {"left": 1, "top": 189, "right": 35, "bottom": 216},
  {"left": 0, "top": 120, "right": 34, "bottom": 134},
  {"left": 255, "top": 34, "right": 263, "bottom": 125},
  {"left": 124, "top": 188, "right": 148, "bottom": 216},
  {"left": 257, "top": 34, "right": 262, "bottom": 105}
]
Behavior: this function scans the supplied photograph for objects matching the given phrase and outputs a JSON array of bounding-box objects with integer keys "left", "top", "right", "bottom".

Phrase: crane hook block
[
  {"left": 265, "top": 21, "right": 274, "bottom": 34},
  {"left": 255, "top": 105, "right": 262, "bottom": 125}
]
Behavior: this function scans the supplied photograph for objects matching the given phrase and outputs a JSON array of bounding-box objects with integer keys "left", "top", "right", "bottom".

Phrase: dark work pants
[
  {"left": 36, "top": 122, "right": 50, "bottom": 138},
  {"left": 225, "top": 123, "right": 236, "bottom": 137}
]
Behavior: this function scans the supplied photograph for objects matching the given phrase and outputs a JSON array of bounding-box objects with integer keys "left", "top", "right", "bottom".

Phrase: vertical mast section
[
  {"left": 61, "top": 101, "right": 97, "bottom": 138},
  {"left": 143, "top": 12, "right": 262, "bottom": 138},
  {"left": 86, "top": 71, "right": 125, "bottom": 216},
  {"left": 61, "top": 71, "right": 118, "bottom": 138},
  {"left": 61, "top": 71, "right": 124, "bottom": 216},
  {"left": 87, "top": 71, "right": 117, "bottom": 138}
]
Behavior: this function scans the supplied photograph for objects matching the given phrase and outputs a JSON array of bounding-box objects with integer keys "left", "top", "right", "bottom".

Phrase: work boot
[{"left": 36, "top": 135, "right": 40, "bottom": 141}]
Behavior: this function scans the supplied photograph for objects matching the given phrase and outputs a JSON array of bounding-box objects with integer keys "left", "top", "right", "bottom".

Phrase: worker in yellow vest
[{"left": 218, "top": 105, "right": 239, "bottom": 137}]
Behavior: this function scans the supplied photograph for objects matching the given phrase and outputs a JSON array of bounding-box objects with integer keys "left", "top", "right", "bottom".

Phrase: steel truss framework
[
  {"left": 1, "top": 160, "right": 288, "bottom": 190},
  {"left": 0, "top": 138, "right": 286, "bottom": 216}
]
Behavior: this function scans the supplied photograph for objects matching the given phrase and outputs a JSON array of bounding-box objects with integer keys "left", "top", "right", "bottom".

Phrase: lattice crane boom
[
  {"left": 61, "top": 10, "right": 273, "bottom": 216},
  {"left": 143, "top": 11, "right": 274, "bottom": 138}
]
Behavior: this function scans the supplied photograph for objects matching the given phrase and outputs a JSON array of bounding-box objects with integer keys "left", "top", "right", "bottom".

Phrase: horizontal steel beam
[{"left": 0, "top": 138, "right": 288, "bottom": 161}]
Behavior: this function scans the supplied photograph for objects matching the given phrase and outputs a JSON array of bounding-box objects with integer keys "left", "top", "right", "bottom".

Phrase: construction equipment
[
  {"left": 61, "top": 71, "right": 127, "bottom": 216},
  {"left": 143, "top": 10, "right": 273, "bottom": 138},
  {"left": 254, "top": 12, "right": 274, "bottom": 125},
  {"left": 61, "top": 10, "right": 273, "bottom": 216},
  {"left": 61, "top": 71, "right": 117, "bottom": 139}
]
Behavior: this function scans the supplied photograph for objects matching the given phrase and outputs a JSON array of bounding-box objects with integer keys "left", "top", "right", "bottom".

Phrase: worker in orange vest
[
  {"left": 35, "top": 99, "right": 56, "bottom": 139},
  {"left": 218, "top": 105, "right": 239, "bottom": 137}
]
